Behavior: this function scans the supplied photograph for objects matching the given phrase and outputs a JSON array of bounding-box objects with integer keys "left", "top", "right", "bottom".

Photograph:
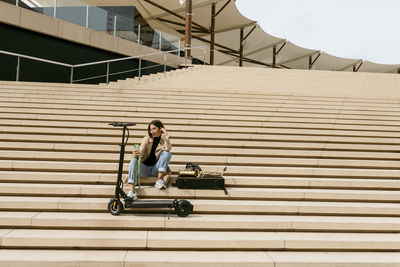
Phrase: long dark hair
[{"left": 147, "top": 120, "right": 165, "bottom": 137}]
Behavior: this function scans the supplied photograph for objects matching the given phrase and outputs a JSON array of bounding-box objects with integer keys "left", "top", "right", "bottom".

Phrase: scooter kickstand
[{"left": 168, "top": 206, "right": 172, "bottom": 220}]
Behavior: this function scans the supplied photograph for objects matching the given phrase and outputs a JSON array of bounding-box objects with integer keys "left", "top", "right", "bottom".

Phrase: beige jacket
[
  {"left": 139, "top": 133, "right": 172, "bottom": 162},
  {"left": 123, "top": 133, "right": 172, "bottom": 184}
]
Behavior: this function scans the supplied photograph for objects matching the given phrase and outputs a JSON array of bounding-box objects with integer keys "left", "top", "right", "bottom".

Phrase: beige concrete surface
[
  {"left": 3, "top": 83, "right": 400, "bottom": 106},
  {"left": 57, "top": 19, "right": 91, "bottom": 45},
  {"left": 147, "top": 231, "right": 285, "bottom": 250},
  {"left": 5, "top": 150, "right": 400, "bottom": 170},
  {"left": 125, "top": 251, "right": 274, "bottom": 266},
  {"left": 2, "top": 229, "right": 147, "bottom": 248},
  {"left": 129, "top": 66, "right": 400, "bottom": 97},
  {"left": 0, "top": 250, "right": 125, "bottom": 267},
  {"left": 4, "top": 197, "right": 400, "bottom": 216},
  {"left": 1, "top": 66, "right": 400, "bottom": 263},
  {"left": 0, "top": 1, "right": 20, "bottom": 27},
  {"left": 277, "top": 232, "right": 400, "bottom": 250},
  {"left": 3, "top": 182, "right": 400, "bottom": 203},
  {"left": 19, "top": 8, "right": 58, "bottom": 36},
  {"left": 268, "top": 252, "right": 400, "bottom": 267},
  {"left": 3, "top": 250, "right": 400, "bottom": 267},
  {"left": 1, "top": 86, "right": 398, "bottom": 108}
]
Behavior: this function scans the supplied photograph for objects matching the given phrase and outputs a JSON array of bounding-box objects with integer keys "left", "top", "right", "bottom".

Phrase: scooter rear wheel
[{"left": 108, "top": 199, "right": 123, "bottom": 215}]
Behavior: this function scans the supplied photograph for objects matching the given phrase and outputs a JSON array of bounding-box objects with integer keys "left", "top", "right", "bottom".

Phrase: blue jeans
[{"left": 128, "top": 151, "right": 171, "bottom": 184}]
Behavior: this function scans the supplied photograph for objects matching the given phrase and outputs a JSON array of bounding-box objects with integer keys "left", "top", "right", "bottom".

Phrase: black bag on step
[{"left": 175, "top": 163, "right": 228, "bottom": 195}]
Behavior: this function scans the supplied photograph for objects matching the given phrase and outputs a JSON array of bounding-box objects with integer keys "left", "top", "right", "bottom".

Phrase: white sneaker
[
  {"left": 154, "top": 179, "right": 162, "bottom": 189},
  {"left": 127, "top": 191, "right": 137, "bottom": 200},
  {"left": 160, "top": 180, "right": 167, "bottom": 189},
  {"left": 154, "top": 179, "right": 166, "bottom": 189}
]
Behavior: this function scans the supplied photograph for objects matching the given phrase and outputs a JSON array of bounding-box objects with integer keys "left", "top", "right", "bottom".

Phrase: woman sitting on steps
[{"left": 127, "top": 120, "right": 172, "bottom": 200}]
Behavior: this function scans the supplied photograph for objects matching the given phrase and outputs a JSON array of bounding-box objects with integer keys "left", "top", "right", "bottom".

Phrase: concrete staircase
[{"left": 1, "top": 65, "right": 400, "bottom": 266}]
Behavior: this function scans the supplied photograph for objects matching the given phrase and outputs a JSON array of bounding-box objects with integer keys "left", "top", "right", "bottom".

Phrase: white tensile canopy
[{"left": 52, "top": 0, "right": 400, "bottom": 73}]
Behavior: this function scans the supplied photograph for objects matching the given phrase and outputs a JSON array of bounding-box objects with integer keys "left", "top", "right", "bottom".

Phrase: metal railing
[{"left": 0, "top": 46, "right": 207, "bottom": 84}]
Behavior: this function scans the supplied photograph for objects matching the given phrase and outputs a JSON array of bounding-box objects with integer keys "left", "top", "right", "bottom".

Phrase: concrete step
[
  {"left": 2, "top": 92, "right": 400, "bottom": 116},
  {"left": 1, "top": 100, "right": 399, "bottom": 123},
  {"left": 2, "top": 134, "right": 400, "bottom": 150},
  {"left": 3, "top": 197, "right": 400, "bottom": 216},
  {"left": 0, "top": 91, "right": 398, "bottom": 112},
  {"left": 2, "top": 97, "right": 400, "bottom": 119},
  {"left": 3, "top": 143, "right": 400, "bottom": 161},
  {"left": 2, "top": 139, "right": 400, "bottom": 153},
  {"left": 2, "top": 84, "right": 397, "bottom": 103},
  {"left": 3, "top": 122, "right": 400, "bottom": 140},
  {"left": 2, "top": 211, "right": 400, "bottom": 232},
  {"left": 2, "top": 111, "right": 400, "bottom": 133},
  {"left": 3, "top": 171, "right": 400, "bottom": 190},
  {"left": 2, "top": 151, "right": 399, "bottom": 170},
  {"left": 2, "top": 86, "right": 400, "bottom": 111},
  {"left": 2, "top": 250, "right": 400, "bottom": 267},
  {"left": 2, "top": 229, "right": 400, "bottom": 250},
  {"left": 4, "top": 82, "right": 398, "bottom": 104},
  {"left": 2, "top": 76, "right": 398, "bottom": 102},
  {"left": 3, "top": 106, "right": 400, "bottom": 128},
  {"left": 2, "top": 183, "right": 400, "bottom": 202},
  {"left": 2, "top": 161, "right": 400, "bottom": 179}
]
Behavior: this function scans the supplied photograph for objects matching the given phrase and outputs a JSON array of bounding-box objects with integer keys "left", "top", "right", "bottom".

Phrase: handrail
[
  {"left": 73, "top": 46, "right": 205, "bottom": 68},
  {"left": 0, "top": 46, "right": 207, "bottom": 84},
  {"left": 72, "top": 63, "right": 163, "bottom": 83},
  {"left": 0, "top": 49, "right": 73, "bottom": 68}
]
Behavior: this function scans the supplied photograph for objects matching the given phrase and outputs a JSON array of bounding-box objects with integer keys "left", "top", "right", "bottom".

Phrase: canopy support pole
[
  {"left": 143, "top": 0, "right": 207, "bottom": 32},
  {"left": 272, "top": 42, "right": 287, "bottom": 68},
  {"left": 243, "top": 25, "right": 257, "bottom": 41},
  {"left": 157, "top": 18, "right": 205, "bottom": 32},
  {"left": 239, "top": 25, "right": 256, "bottom": 67},
  {"left": 192, "top": 35, "right": 274, "bottom": 68},
  {"left": 210, "top": 2, "right": 216, "bottom": 65},
  {"left": 192, "top": 35, "right": 237, "bottom": 54},
  {"left": 353, "top": 61, "right": 363, "bottom": 72},
  {"left": 239, "top": 27, "right": 244, "bottom": 67},
  {"left": 185, "top": 0, "right": 192, "bottom": 59},
  {"left": 210, "top": 0, "right": 230, "bottom": 65},
  {"left": 309, "top": 53, "right": 321, "bottom": 70},
  {"left": 215, "top": 0, "right": 231, "bottom": 16}
]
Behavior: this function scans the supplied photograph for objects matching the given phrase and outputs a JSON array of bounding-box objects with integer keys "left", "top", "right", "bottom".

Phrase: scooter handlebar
[{"left": 109, "top": 122, "right": 137, "bottom": 127}]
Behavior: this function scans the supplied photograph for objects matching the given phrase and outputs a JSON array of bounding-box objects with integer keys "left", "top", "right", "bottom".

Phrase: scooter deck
[{"left": 125, "top": 199, "right": 175, "bottom": 208}]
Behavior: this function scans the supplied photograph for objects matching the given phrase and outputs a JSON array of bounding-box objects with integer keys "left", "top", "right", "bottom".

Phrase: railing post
[
  {"left": 138, "top": 57, "right": 142, "bottom": 81},
  {"left": 85, "top": 6, "right": 89, "bottom": 28},
  {"left": 185, "top": 50, "right": 188, "bottom": 69},
  {"left": 16, "top": 56, "right": 20, "bottom": 82},
  {"left": 163, "top": 52, "right": 167, "bottom": 74},
  {"left": 53, "top": 0, "right": 57, "bottom": 18},
  {"left": 177, "top": 39, "right": 181, "bottom": 56},
  {"left": 137, "top": 24, "right": 141, "bottom": 44},
  {"left": 203, "top": 48, "right": 206, "bottom": 65},
  {"left": 16, "top": 0, "right": 19, "bottom": 7},
  {"left": 70, "top": 67, "right": 74, "bottom": 84},
  {"left": 159, "top": 31, "right": 162, "bottom": 51},
  {"left": 113, "top": 16, "right": 117, "bottom": 37},
  {"left": 106, "top": 62, "right": 110, "bottom": 84}
]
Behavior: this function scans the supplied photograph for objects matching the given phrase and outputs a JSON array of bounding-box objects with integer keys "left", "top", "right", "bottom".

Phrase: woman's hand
[
  {"left": 161, "top": 128, "right": 167, "bottom": 135},
  {"left": 133, "top": 149, "right": 140, "bottom": 158}
]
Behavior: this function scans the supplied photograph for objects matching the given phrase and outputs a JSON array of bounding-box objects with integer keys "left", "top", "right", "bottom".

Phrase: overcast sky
[{"left": 236, "top": 0, "right": 399, "bottom": 64}]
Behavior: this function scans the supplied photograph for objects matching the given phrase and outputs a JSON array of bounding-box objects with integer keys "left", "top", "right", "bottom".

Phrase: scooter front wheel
[{"left": 108, "top": 198, "right": 123, "bottom": 215}]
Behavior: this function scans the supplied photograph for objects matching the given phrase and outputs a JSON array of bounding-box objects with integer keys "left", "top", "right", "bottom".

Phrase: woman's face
[{"left": 149, "top": 124, "right": 162, "bottom": 137}]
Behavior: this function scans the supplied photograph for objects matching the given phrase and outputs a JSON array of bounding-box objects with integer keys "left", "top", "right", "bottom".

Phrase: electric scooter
[{"left": 107, "top": 122, "right": 193, "bottom": 217}]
